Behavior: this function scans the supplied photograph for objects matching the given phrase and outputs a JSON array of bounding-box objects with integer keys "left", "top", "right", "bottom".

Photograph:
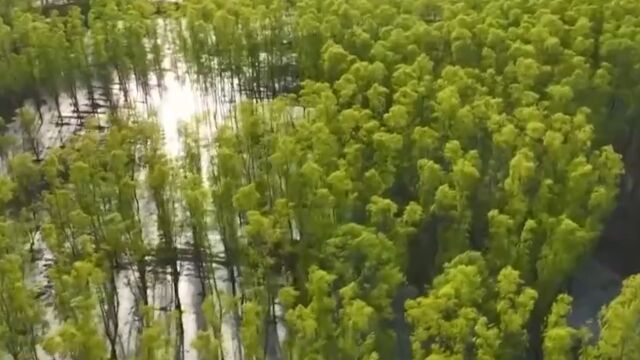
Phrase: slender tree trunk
[
  {"left": 33, "top": 93, "right": 45, "bottom": 129},
  {"left": 138, "top": 260, "right": 149, "bottom": 306},
  {"left": 171, "top": 260, "right": 185, "bottom": 360},
  {"left": 115, "top": 65, "right": 130, "bottom": 105},
  {"left": 109, "top": 261, "right": 121, "bottom": 359},
  {"left": 69, "top": 82, "right": 80, "bottom": 116}
]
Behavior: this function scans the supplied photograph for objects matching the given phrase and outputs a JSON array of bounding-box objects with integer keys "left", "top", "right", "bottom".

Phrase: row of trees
[
  {"left": 0, "top": 0, "right": 163, "bottom": 123},
  {"left": 0, "top": 0, "right": 297, "bottom": 125},
  {"left": 1, "top": 0, "right": 640, "bottom": 359},
  {"left": 1, "top": 0, "right": 639, "bottom": 133}
]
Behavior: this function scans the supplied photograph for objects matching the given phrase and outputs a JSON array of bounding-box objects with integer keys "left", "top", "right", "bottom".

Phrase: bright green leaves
[
  {"left": 503, "top": 148, "right": 536, "bottom": 224},
  {"left": 417, "top": 159, "right": 444, "bottom": 211},
  {"left": 282, "top": 267, "right": 335, "bottom": 359},
  {"left": 495, "top": 267, "right": 538, "bottom": 358},
  {"left": 310, "top": 122, "right": 340, "bottom": 169},
  {"left": 451, "top": 151, "right": 481, "bottom": 192},
  {"left": 8, "top": 151, "right": 40, "bottom": 208},
  {"left": 367, "top": 83, "right": 390, "bottom": 116},
  {"left": 526, "top": 120, "right": 546, "bottom": 140},
  {"left": 245, "top": 210, "right": 274, "bottom": 244},
  {"left": 434, "top": 85, "right": 462, "bottom": 123},
  {"left": 303, "top": 268, "right": 330, "bottom": 302},
  {"left": 0, "top": 220, "right": 43, "bottom": 358},
  {"left": 487, "top": 209, "right": 517, "bottom": 271},
  {"left": 240, "top": 300, "right": 265, "bottom": 360},
  {"left": 300, "top": 160, "right": 325, "bottom": 189},
  {"left": 44, "top": 261, "right": 107, "bottom": 360},
  {"left": 334, "top": 74, "right": 360, "bottom": 107},
  {"left": 402, "top": 201, "right": 425, "bottom": 226},
  {"left": 324, "top": 223, "right": 403, "bottom": 315},
  {"left": 407, "top": 252, "right": 538, "bottom": 359},
  {"left": 362, "top": 168, "right": 387, "bottom": 198},
  {"left": 412, "top": 126, "right": 440, "bottom": 159},
  {"left": 137, "top": 307, "right": 177, "bottom": 360},
  {"left": 481, "top": 101, "right": 624, "bottom": 301},
  {"left": 0, "top": 175, "right": 14, "bottom": 208},
  {"left": 328, "top": 169, "right": 353, "bottom": 197},
  {"left": 233, "top": 183, "right": 261, "bottom": 212},
  {"left": 406, "top": 252, "right": 488, "bottom": 359},
  {"left": 283, "top": 303, "right": 322, "bottom": 358},
  {"left": 0, "top": 0, "right": 636, "bottom": 359},
  {"left": 415, "top": 140, "right": 481, "bottom": 267},
  {"left": 475, "top": 317, "right": 501, "bottom": 360},
  {"left": 337, "top": 297, "right": 378, "bottom": 359},
  {"left": 42, "top": 322, "right": 108, "bottom": 360},
  {"left": 282, "top": 240, "right": 398, "bottom": 360},
  {"left": 344, "top": 27, "right": 373, "bottom": 60},
  {"left": 588, "top": 146, "right": 624, "bottom": 223},
  {"left": 583, "top": 275, "right": 640, "bottom": 360},
  {"left": 536, "top": 217, "right": 590, "bottom": 306},
  {"left": 546, "top": 84, "right": 575, "bottom": 113},
  {"left": 383, "top": 105, "right": 410, "bottom": 131},
  {"left": 328, "top": 168, "right": 356, "bottom": 221},
  {"left": 322, "top": 41, "right": 356, "bottom": 82},
  {"left": 372, "top": 131, "right": 403, "bottom": 187},
  {"left": 515, "top": 58, "right": 542, "bottom": 89},
  {"left": 367, "top": 196, "right": 397, "bottom": 232},
  {"left": 543, "top": 294, "right": 580, "bottom": 360},
  {"left": 565, "top": 156, "right": 597, "bottom": 218},
  {"left": 192, "top": 296, "right": 223, "bottom": 359}
]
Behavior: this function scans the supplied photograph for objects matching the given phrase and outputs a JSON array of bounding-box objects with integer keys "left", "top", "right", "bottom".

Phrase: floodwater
[
  {"left": 125, "top": 65, "right": 240, "bottom": 360},
  {"left": 18, "top": 53, "right": 255, "bottom": 359},
  {"left": 7, "top": 16, "right": 624, "bottom": 359}
]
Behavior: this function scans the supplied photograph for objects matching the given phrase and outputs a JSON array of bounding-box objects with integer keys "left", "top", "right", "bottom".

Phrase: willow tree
[
  {"left": 406, "top": 252, "right": 537, "bottom": 359},
  {"left": 42, "top": 261, "right": 108, "bottom": 360},
  {"left": 0, "top": 0, "right": 638, "bottom": 359},
  {"left": 583, "top": 275, "right": 640, "bottom": 359},
  {"left": 0, "top": 217, "right": 44, "bottom": 360}
]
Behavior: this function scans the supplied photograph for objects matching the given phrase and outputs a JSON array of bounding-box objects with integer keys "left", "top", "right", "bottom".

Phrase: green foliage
[
  {"left": 0, "top": 0, "right": 639, "bottom": 359},
  {"left": 406, "top": 252, "right": 537, "bottom": 359},
  {"left": 583, "top": 275, "right": 640, "bottom": 360},
  {"left": 43, "top": 261, "right": 108, "bottom": 360},
  {"left": 543, "top": 294, "right": 581, "bottom": 360},
  {"left": 137, "top": 307, "right": 176, "bottom": 360},
  {"left": 0, "top": 220, "right": 43, "bottom": 359}
]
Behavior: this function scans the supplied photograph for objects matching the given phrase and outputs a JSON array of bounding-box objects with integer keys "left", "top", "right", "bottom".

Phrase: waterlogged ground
[{"left": 18, "top": 59, "right": 264, "bottom": 359}]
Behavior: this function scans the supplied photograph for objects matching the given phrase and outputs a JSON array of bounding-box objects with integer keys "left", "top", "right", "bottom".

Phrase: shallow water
[
  {"left": 118, "top": 66, "right": 242, "bottom": 360},
  {"left": 15, "top": 52, "right": 250, "bottom": 358}
]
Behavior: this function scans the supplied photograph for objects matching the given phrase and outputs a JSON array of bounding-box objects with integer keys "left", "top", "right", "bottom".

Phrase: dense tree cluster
[{"left": 1, "top": 0, "right": 640, "bottom": 359}]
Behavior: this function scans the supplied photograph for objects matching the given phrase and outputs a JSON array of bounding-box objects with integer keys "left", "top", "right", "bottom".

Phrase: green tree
[
  {"left": 406, "top": 252, "right": 537, "bottom": 359},
  {"left": 0, "top": 219, "right": 44, "bottom": 360},
  {"left": 584, "top": 275, "right": 640, "bottom": 360},
  {"left": 43, "top": 261, "right": 108, "bottom": 360}
]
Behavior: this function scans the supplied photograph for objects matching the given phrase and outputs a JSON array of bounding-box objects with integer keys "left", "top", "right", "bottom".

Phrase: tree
[
  {"left": 0, "top": 219, "right": 44, "bottom": 360},
  {"left": 43, "top": 261, "right": 108, "bottom": 360},
  {"left": 192, "top": 296, "right": 223, "bottom": 360},
  {"left": 542, "top": 294, "right": 581, "bottom": 360},
  {"left": 406, "top": 252, "right": 537, "bottom": 359},
  {"left": 137, "top": 307, "right": 176, "bottom": 360},
  {"left": 584, "top": 275, "right": 640, "bottom": 360},
  {"left": 0, "top": 0, "right": 639, "bottom": 359},
  {"left": 8, "top": 152, "right": 40, "bottom": 214},
  {"left": 14, "top": 107, "right": 42, "bottom": 159}
]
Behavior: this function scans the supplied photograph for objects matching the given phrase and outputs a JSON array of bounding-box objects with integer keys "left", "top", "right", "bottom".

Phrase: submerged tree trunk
[{"left": 171, "top": 260, "right": 185, "bottom": 360}]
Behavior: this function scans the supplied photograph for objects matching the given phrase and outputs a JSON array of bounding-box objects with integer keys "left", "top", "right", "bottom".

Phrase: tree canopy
[{"left": 0, "top": 0, "right": 639, "bottom": 359}]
